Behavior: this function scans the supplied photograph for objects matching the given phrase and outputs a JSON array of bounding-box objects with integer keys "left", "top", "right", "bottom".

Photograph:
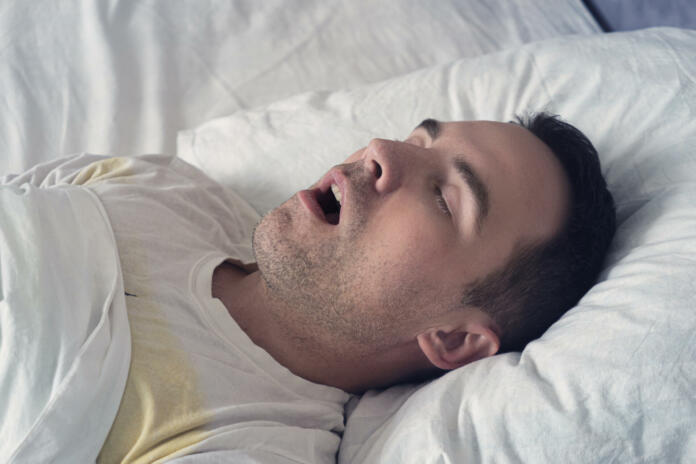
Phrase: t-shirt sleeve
[
  {"left": 1, "top": 153, "right": 179, "bottom": 188},
  {"left": 0, "top": 153, "right": 114, "bottom": 187}
]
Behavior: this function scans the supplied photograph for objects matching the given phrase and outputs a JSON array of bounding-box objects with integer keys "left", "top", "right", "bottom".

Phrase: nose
[{"left": 361, "top": 138, "right": 410, "bottom": 195}]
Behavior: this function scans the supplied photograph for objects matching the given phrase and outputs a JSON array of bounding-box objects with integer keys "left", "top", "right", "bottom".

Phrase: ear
[{"left": 416, "top": 323, "right": 500, "bottom": 371}]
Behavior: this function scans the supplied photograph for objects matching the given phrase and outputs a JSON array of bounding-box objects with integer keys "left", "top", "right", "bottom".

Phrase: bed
[{"left": 1, "top": 1, "right": 695, "bottom": 463}]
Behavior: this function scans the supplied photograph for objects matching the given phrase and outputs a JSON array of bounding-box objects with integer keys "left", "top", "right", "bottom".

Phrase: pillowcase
[{"left": 177, "top": 28, "right": 696, "bottom": 463}]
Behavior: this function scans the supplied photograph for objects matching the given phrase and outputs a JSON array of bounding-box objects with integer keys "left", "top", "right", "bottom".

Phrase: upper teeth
[{"left": 331, "top": 183, "right": 342, "bottom": 206}]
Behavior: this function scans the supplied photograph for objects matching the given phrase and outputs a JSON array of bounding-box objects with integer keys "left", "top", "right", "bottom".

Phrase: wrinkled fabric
[
  {"left": 0, "top": 183, "right": 130, "bottom": 464},
  {"left": 0, "top": 0, "right": 598, "bottom": 176}
]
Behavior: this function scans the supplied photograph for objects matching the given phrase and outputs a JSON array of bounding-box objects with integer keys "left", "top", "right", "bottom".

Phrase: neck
[{"left": 211, "top": 262, "right": 433, "bottom": 394}]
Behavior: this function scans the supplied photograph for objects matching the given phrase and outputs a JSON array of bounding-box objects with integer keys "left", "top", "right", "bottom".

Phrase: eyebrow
[
  {"left": 415, "top": 118, "right": 440, "bottom": 140},
  {"left": 415, "top": 118, "right": 490, "bottom": 233}
]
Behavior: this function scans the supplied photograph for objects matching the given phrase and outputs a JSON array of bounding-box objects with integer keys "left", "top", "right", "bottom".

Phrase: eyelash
[{"left": 435, "top": 186, "right": 451, "bottom": 216}]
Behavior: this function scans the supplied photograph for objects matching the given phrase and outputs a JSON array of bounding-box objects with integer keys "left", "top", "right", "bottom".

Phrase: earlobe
[{"left": 416, "top": 325, "right": 500, "bottom": 371}]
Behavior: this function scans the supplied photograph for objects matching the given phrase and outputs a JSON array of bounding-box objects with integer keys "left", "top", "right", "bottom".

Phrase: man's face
[{"left": 252, "top": 120, "right": 569, "bottom": 351}]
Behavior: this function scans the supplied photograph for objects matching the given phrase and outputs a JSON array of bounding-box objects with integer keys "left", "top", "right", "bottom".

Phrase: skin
[{"left": 213, "top": 120, "right": 570, "bottom": 393}]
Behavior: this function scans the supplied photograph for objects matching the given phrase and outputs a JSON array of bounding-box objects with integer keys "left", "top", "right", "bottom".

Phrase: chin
[
  {"left": 252, "top": 208, "right": 284, "bottom": 263},
  {"left": 251, "top": 200, "right": 308, "bottom": 289},
  {"left": 253, "top": 197, "right": 295, "bottom": 243}
]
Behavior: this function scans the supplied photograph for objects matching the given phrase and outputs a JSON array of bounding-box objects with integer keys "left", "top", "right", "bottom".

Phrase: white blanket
[{"left": 0, "top": 183, "right": 130, "bottom": 463}]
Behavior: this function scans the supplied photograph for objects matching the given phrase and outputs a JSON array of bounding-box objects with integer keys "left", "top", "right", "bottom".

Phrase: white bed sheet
[{"left": 0, "top": 0, "right": 598, "bottom": 176}]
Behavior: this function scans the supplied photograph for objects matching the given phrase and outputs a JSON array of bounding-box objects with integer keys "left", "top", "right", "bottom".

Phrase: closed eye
[{"left": 435, "top": 186, "right": 451, "bottom": 216}]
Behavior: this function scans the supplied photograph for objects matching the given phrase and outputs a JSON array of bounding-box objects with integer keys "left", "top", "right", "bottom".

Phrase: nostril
[{"left": 373, "top": 160, "right": 382, "bottom": 178}]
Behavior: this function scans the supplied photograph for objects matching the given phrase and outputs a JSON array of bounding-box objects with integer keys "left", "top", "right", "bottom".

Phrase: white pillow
[{"left": 177, "top": 28, "right": 696, "bottom": 463}]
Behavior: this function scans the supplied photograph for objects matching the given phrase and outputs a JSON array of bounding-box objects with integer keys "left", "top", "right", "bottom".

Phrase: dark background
[{"left": 583, "top": 0, "right": 696, "bottom": 31}]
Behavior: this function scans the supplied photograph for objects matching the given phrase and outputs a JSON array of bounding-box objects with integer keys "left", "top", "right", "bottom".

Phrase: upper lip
[{"left": 318, "top": 167, "right": 348, "bottom": 212}]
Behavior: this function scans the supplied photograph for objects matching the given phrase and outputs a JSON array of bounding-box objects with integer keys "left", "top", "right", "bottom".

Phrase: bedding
[
  {"left": 8, "top": 1, "right": 695, "bottom": 463},
  {"left": 178, "top": 27, "right": 696, "bottom": 463},
  {"left": 0, "top": 0, "right": 599, "bottom": 176},
  {"left": 0, "top": 182, "right": 130, "bottom": 463}
]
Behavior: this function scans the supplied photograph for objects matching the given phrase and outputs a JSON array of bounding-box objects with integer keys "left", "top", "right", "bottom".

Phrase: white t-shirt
[{"left": 3, "top": 154, "right": 349, "bottom": 464}]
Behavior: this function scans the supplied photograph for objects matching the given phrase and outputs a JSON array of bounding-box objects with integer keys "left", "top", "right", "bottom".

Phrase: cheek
[
  {"left": 355, "top": 228, "right": 459, "bottom": 324},
  {"left": 365, "top": 211, "right": 454, "bottom": 284}
]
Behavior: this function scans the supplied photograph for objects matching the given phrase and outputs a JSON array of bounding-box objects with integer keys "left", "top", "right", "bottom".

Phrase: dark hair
[{"left": 461, "top": 112, "right": 616, "bottom": 352}]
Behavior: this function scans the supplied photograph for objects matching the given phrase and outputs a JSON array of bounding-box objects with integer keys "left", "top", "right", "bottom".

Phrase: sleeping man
[{"left": 2, "top": 113, "right": 615, "bottom": 463}]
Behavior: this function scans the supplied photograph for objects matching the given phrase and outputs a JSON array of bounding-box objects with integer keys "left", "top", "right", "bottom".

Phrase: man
[
  {"left": 1, "top": 113, "right": 615, "bottom": 463},
  {"left": 221, "top": 113, "right": 616, "bottom": 391}
]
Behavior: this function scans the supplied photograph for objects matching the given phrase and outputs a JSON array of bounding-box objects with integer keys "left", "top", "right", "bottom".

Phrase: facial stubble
[{"left": 251, "top": 164, "right": 415, "bottom": 351}]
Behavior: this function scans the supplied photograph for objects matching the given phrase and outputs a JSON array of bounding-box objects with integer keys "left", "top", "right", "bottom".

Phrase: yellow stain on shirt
[
  {"left": 97, "top": 236, "right": 211, "bottom": 463},
  {"left": 97, "top": 296, "right": 211, "bottom": 464},
  {"left": 72, "top": 157, "right": 135, "bottom": 185}
]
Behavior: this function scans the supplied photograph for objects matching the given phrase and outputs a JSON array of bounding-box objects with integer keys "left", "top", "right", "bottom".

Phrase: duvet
[{"left": 0, "top": 183, "right": 130, "bottom": 463}]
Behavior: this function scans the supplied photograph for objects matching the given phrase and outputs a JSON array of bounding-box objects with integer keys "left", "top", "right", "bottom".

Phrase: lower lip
[{"left": 298, "top": 189, "right": 328, "bottom": 223}]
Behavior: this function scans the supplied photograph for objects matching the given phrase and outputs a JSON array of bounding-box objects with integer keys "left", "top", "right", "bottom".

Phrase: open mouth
[{"left": 315, "top": 183, "right": 342, "bottom": 225}]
